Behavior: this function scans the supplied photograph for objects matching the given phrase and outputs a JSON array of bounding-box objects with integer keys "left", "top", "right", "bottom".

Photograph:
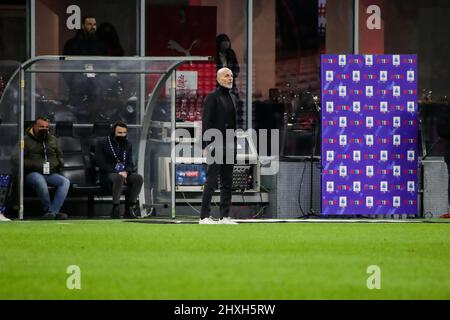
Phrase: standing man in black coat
[
  {"left": 95, "top": 121, "right": 143, "bottom": 219},
  {"left": 63, "top": 16, "right": 102, "bottom": 56},
  {"left": 200, "top": 68, "right": 238, "bottom": 224},
  {"left": 63, "top": 15, "right": 104, "bottom": 120}
]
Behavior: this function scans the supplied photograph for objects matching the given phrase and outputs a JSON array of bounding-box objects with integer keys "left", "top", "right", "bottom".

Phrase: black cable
[
  {"left": 257, "top": 189, "right": 264, "bottom": 218},
  {"left": 252, "top": 204, "right": 268, "bottom": 219},
  {"left": 181, "top": 191, "right": 200, "bottom": 214},
  {"left": 297, "top": 159, "right": 307, "bottom": 216},
  {"left": 300, "top": 105, "right": 322, "bottom": 219},
  {"left": 309, "top": 121, "right": 317, "bottom": 215}
]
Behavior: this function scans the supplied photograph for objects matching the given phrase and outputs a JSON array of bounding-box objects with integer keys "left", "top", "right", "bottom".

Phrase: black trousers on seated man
[{"left": 101, "top": 173, "right": 143, "bottom": 218}]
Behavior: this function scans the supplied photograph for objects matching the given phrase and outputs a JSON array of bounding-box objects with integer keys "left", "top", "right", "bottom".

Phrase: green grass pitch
[{"left": 1, "top": 220, "right": 449, "bottom": 299}]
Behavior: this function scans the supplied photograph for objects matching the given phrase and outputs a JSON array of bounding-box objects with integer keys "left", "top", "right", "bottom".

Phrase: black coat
[
  {"left": 95, "top": 135, "right": 136, "bottom": 179},
  {"left": 63, "top": 30, "right": 104, "bottom": 56},
  {"left": 202, "top": 86, "right": 237, "bottom": 149}
]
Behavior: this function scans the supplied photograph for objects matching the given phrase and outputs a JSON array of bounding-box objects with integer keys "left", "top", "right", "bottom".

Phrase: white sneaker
[
  {"left": 199, "top": 217, "right": 218, "bottom": 224},
  {"left": 219, "top": 217, "right": 238, "bottom": 224},
  {"left": 0, "top": 213, "right": 11, "bottom": 222}
]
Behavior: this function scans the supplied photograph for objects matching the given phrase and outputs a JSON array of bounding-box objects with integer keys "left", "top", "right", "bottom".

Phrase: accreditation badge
[
  {"left": 115, "top": 163, "right": 125, "bottom": 172},
  {"left": 43, "top": 162, "right": 50, "bottom": 175}
]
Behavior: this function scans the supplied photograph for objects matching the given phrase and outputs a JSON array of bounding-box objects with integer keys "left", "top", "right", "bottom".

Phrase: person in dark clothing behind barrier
[
  {"left": 63, "top": 15, "right": 104, "bottom": 112},
  {"left": 437, "top": 107, "right": 450, "bottom": 217},
  {"left": 199, "top": 67, "right": 238, "bottom": 225},
  {"left": 216, "top": 34, "right": 240, "bottom": 98},
  {"left": 63, "top": 15, "right": 102, "bottom": 56},
  {"left": 96, "top": 22, "right": 124, "bottom": 57},
  {"left": 95, "top": 121, "right": 143, "bottom": 219},
  {"left": 24, "top": 117, "right": 69, "bottom": 220}
]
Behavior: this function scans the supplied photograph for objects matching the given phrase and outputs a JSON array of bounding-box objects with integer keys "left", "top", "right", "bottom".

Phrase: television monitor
[{"left": 176, "top": 164, "right": 206, "bottom": 186}]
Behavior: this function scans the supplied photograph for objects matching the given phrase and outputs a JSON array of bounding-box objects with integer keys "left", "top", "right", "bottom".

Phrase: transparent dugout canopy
[{"left": 0, "top": 56, "right": 212, "bottom": 219}]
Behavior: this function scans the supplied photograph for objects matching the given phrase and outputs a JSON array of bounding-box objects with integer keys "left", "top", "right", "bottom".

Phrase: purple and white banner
[{"left": 321, "top": 55, "right": 418, "bottom": 215}]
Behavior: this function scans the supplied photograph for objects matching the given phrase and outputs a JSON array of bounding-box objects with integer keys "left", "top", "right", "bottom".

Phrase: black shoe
[
  {"left": 124, "top": 203, "right": 140, "bottom": 219},
  {"left": 56, "top": 212, "right": 69, "bottom": 220},
  {"left": 111, "top": 205, "right": 120, "bottom": 219},
  {"left": 42, "top": 212, "right": 56, "bottom": 220}
]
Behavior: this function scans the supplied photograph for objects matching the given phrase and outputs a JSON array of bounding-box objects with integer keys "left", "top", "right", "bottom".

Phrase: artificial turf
[{"left": 0, "top": 220, "right": 449, "bottom": 300}]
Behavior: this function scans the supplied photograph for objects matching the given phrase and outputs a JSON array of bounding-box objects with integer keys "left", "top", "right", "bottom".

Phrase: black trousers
[
  {"left": 102, "top": 173, "right": 143, "bottom": 205},
  {"left": 200, "top": 163, "right": 234, "bottom": 219}
]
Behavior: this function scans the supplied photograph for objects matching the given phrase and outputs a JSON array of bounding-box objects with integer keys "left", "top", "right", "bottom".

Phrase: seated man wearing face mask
[
  {"left": 95, "top": 121, "right": 143, "bottom": 219},
  {"left": 24, "top": 117, "right": 70, "bottom": 220}
]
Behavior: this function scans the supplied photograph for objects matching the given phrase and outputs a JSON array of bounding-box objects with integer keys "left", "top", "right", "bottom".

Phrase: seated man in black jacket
[{"left": 95, "top": 121, "right": 143, "bottom": 219}]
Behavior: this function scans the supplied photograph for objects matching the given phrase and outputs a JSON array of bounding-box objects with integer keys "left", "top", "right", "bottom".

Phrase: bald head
[{"left": 217, "top": 67, "right": 233, "bottom": 89}]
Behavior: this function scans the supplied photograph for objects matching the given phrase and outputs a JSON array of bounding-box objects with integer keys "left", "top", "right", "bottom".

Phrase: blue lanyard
[{"left": 108, "top": 136, "right": 126, "bottom": 164}]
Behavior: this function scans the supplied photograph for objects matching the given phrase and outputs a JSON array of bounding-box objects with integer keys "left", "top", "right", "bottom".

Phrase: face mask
[
  {"left": 115, "top": 135, "right": 127, "bottom": 143},
  {"left": 37, "top": 129, "right": 48, "bottom": 141}
]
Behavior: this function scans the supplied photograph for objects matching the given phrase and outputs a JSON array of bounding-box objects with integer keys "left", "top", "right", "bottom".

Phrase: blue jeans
[{"left": 25, "top": 172, "right": 70, "bottom": 214}]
